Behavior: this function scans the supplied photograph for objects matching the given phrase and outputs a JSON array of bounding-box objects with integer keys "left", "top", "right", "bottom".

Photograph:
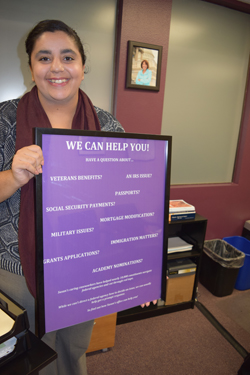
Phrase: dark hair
[
  {"left": 25, "top": 19, "right": 86, "bottom": 66},
  {"left": 141, "top": 59, "right": 149, "bottom": 69}
]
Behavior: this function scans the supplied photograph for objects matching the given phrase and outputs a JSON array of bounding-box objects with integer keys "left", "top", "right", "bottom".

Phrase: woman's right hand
[
  {"left": 11, "top": 145, "right": 44, "bottom": 187},
  {"left": 0, "top": 145, "right": 44, "bottom": 204}
]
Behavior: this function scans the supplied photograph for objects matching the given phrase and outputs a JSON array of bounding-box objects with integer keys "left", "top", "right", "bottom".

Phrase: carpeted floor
[
  {"left": 86, "top": 283, "right": 249, "bottom": 375},
  {"left": 215, "top": 292, "right": 250, "bottom": 334},
  {"left": 198, "top": 282, "right": 250, "bottom": 353}
]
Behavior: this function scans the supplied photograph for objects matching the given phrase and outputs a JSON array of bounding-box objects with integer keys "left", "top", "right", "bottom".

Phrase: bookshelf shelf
[
  {"left": 167, "top": 249, "right": 200, "bottom": 260},
  {"left": 117, "top": 214, "right": 207, "bottom": 325}
]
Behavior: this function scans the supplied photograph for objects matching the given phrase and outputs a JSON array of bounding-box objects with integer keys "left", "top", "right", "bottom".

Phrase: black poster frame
[{"left": 35, "top": 128, "right": 171, "bottom": 338}]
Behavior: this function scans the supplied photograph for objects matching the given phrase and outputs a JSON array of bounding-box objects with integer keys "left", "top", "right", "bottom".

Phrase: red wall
[
  {"left": 114, "top": 0, "right": 172, "bottom": 135},
  {"left": 115, "top": 0, "right": 250, "bottom": 240}
]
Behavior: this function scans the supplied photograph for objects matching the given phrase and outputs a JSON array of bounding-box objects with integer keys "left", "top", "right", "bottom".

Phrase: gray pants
[
  {"left": 40, "top": 320, "right": 94, "bottom": 375},
  {"left": 0, "top": 269, "right": 94, "bottom": 375}
]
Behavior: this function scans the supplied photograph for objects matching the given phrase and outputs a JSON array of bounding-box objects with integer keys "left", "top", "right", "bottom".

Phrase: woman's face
[
  {"left": 142, "top": 61, "right": 147, "bottom": 71},
  {"left": 30, "top": 31, "right": 85, "bottom": 107}
]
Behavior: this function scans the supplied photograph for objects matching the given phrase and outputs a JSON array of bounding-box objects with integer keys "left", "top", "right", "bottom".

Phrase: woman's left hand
[
  {"left": 141, "top": 300, "right": 157, "bottom": 308},
  {"left": 141, "top": 277, "right": 169, "bottom": 307}
]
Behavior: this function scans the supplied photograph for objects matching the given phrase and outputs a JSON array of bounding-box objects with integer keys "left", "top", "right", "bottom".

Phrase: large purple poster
[{"left": 36, "top": 130, "right": 170, "bottom": 334}]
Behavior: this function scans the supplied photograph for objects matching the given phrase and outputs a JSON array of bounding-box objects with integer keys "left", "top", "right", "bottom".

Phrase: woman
[
  {"left": 0, "top": 19, "right": 123, "bottom": 375},
  {"left": 135, "top": 59, "right": 152, "bottom": 86}
]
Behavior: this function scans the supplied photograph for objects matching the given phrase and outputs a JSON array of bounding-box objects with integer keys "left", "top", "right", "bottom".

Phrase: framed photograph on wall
[{"left": 126, "top": 41, "right": 163, "bottom": 91}]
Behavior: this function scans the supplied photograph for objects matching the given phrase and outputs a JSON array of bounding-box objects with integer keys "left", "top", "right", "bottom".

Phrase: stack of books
[
  {"left": 168, "top": 236, "right": 193, "bottom": 254},
  {"left": 169, "top": 199, "right": 196, "bottom": 222}
]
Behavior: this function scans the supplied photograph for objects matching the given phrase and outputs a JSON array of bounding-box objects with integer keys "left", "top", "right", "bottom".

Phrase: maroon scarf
[{"left": 16, "top": 86, "right": 101, "bottom": 297}]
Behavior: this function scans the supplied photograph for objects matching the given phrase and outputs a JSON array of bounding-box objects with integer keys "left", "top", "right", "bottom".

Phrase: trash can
[
  {"left": 223, "top": 236, "right": 250, "bottom": 291},
  {"left": 199, "top": 239, "right": 245, "bottom": 297}
]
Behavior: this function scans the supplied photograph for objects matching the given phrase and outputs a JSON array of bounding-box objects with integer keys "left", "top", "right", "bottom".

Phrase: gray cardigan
[{"left": 0, "top": 98, "right": 124, "bottom": 275}]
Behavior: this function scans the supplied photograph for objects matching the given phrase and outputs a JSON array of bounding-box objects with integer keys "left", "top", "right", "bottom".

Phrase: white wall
[
  {"left": 0, "top": 0, "right": 117, "bottom": 112},
  {"left": 161, "top": 0, "right": 250, "bottom": 184}
]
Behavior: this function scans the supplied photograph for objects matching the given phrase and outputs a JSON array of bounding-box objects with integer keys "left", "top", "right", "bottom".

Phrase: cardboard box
[{"left": 165, "top": 258, "right": 196, "bottom": 306}]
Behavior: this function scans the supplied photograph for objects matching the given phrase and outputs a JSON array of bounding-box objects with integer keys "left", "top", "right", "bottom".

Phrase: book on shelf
[
  {"left": 169, "top": 211, "right": 196, "bottom": 222},
  {"left": 169, "top": 199, "right": 195, "bottom": 213},
  {"left": 168, "top": 236, "right": 193, "bottom": 254}
]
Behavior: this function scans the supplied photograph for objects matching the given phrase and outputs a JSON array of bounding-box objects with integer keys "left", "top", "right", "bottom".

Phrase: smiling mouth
[{"left": 48, "top": 79, "right": 68, "bottom": 83}]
